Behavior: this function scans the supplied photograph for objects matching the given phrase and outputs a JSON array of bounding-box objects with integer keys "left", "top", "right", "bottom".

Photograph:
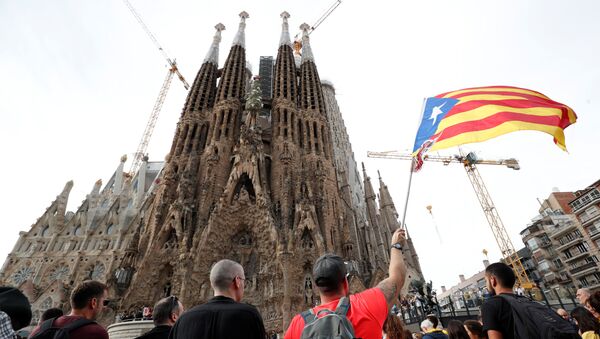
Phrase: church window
[
  {"left": 106, "top": 224, "right": 115, "bottom": 235},
  {"left": 41, "top": 226, "right": 50, "bottom": 237},
  {"left": 298, "top": 121, "right": 303, "bottom": 148},
  {"left": 12, "top": 266, "right": 34, "bottom": 285},
  {"left": 301, "top": 229, "right": 314, "bottom": 250},
  {"left": 313, "top": 122, "right": 319, "bottom": 154},
  {"left": 49, "top": 265, "right": 70, "bottom": 282},
  {"left": 90, "top": 263, "right": 105, "bottom": 280}
]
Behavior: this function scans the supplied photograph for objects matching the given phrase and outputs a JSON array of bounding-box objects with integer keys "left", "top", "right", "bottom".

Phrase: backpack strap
[
  {"left": 334, "top": 297, "right": 350, "bottom": 316},
  {"left": 39, "top": 318, "right": 56, "bottom": 332},
  {"left": 301, "top": 309, "right": 317, "bottom": 325}
]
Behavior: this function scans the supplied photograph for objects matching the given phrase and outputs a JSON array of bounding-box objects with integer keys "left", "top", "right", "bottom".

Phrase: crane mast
[
  {"left": 122, "top": 0, "right": 190, "bottom": 175},
  {"left": 129, "top": 66, "right": 176, "bottom": 175},
  {"left": 367, "top": 150, "right": 533, "bottom": 288}
]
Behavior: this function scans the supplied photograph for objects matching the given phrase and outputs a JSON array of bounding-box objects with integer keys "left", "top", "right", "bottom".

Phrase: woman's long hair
[
  {"left": 571, "top": 306, "right": 600, "bottom": 334},
  {"left": 447, "top": 320, "right": 470, "bottom": 339},
  {"left": 383, "top": 313, "right": 410, "bottom": 339}
]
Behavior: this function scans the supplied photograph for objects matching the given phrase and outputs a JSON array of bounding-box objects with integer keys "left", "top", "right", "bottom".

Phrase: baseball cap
[{"left": 312, "top": 253, "right": 347, "bottom": 292}]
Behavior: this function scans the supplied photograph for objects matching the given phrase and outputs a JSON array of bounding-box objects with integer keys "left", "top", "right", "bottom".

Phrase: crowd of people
[{"left": 1, "top": 228, "right": 600, "bottom": 338}]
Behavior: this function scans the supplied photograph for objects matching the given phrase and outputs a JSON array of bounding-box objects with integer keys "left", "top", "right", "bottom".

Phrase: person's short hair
[
  {"left": 312, "top": 254, "right": 347, "bottom": 295},
  {"left": 588, "top": 291, "right": 600, "bottom": 314},
  {"left": 152, "top": 296, "right": 180, "bottom": 325},
  {"left": 485, "top": 262, "right": 516, "bottom": 289},
  {"left": 426, "top": 315, "right": 439, "bottom": 329},
  {"left": 210, "top": 259, "right": 243, "bottom": 291},
  {"left": 70, "top": 280, "right": 107, "bottom": 310},
  {"left": 571, "top": 306, "right": 600, "bottom": 334},
  {"left": 420, "top": 319, "right": 434, "bottom": 331},
  {"left": 463, "top": 320, "right": 484, "bottom": 337},
  {"left": 40, "top": 308, "right": 63, "bottom": 322},
  {"left": 0, "top": 287, "right": 32, "bottom": 331}
]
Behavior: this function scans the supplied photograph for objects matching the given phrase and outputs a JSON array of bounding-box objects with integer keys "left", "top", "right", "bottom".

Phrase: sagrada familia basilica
[{"left": 0, "top": 12, "right": 423, "bottom": 333}]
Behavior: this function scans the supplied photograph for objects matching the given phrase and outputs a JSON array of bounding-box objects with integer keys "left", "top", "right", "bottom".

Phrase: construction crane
[
  {"left": 293, "top": 0, "right": 342, "bottom": 55},
  {"left": 122, "top": 0, "right": 190, "bottom": 175},
  {"left": 367, "top": 150, "right": 534, "bottom": 289}
]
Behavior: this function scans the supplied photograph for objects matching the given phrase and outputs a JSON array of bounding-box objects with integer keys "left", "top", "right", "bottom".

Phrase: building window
[
  {"left": 579, "top": 277, "right": 590, "bottom": 287},
  {"left": 576, "top": 243, "right": 589, "bottom": 254},
  {"left": 527, "top": 238, "right": 539, "bottom": 251}
]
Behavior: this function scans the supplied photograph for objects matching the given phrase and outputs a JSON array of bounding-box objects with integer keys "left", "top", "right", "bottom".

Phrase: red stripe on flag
[
  {"left": 435, "top": 86, "right": 548, "bottom": 98},
  {"left": 447, "top": 91, "right": 554, "bottom": 103},
  {"left": 444, "top": 99, "right": 572, "bottom": 119},
  {"left": 435, "top": 112, "right": 562, "bottom": 142}
]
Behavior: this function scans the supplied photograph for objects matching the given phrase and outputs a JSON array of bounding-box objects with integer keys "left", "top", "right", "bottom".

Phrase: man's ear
[{"left": 90, "top": 297, "right": 98, "bottom": 309}]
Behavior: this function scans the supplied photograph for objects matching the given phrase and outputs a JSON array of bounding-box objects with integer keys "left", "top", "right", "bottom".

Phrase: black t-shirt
[
  {"left": 135, "top": 325, "right": 171, "bottom": 339},
  {"left": 481, "top": 293, "right": 515, "bottom": 339},
  {"left": 169, "top": 296, "right": 266, "bottom": 339}
]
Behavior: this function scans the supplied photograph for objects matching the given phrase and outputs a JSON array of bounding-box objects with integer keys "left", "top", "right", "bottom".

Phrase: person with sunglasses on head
[
  {"left": 169, "top": 259, "right": 266, "bottom": 339},
  {"left": 135, "top": 296, "right": 184, "bottom": 339},
  {"left": 30, "top": 280, "right": 110, "bottom": 339}
]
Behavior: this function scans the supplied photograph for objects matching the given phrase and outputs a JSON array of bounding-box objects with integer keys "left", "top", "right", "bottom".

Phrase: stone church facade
[{"left": 0, "top": 12, "right": 423, "bottom": 333}]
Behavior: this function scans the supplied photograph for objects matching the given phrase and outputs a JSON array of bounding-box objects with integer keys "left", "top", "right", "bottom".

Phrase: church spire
[
  {"left": 232, "top": 11, "right": 249, "bottom": 48},
  {"left": 279, "top": 11, "right": 292, "bottom": 47},
  {"left": 361, "top": 163, "right": 388, "bottom": 264},
  {"left": 298, "top": 23, "right": 325, "bottom": 115},
  {"left": 215, "top": 12, "right": 249, "bottom": 102},
  {"left": 203, "top": 23, "right": 225, "bottom": 65},
  {"left": 273, "top": 12, "right": 297, "bottom": 104},
  {"left": 299, "top": 23, "right": 314, "bottom": 64},
  {"left": 182, "top": 23, "right": 224, "bottom": 114}
]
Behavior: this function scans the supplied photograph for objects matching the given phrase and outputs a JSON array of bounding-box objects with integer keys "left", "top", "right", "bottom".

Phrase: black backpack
[
  {"left": 497, "top": 294, "right": 579, "bottom": 339},
  {"left": 29, "top": 317, "right": 95, "bottom": 339}
]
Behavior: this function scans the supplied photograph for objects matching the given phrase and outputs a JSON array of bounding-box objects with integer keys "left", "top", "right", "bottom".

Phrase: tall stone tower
[{"left": 0, "top": 11, "right": 424, "bottom": 333}]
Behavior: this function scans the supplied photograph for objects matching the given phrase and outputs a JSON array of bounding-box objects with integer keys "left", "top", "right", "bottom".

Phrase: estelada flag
[{"left": 412, "top": 86, "right": 577, "bottom": 162}]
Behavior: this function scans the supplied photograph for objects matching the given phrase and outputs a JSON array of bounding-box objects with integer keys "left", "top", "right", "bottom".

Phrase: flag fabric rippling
[{"left": 412, "top": 86, "right": 577, "bottom": 159}]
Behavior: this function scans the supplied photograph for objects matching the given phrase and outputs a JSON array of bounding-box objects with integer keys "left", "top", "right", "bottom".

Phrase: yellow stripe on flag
[
  {"left": 430, "top": 121, "right": 568, "bottom": 152},
  {"left": 436, "top": 105, "right": 564, "bottom": 132}
]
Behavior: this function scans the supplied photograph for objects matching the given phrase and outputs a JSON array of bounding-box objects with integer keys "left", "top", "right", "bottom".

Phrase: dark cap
[{"left": 312, "top": 254, "right": 347, "bottom": 292}]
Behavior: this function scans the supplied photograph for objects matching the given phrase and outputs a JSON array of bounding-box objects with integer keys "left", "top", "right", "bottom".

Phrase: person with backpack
[
  {"left": 481, "top": 262, "right": 578, "bottom": 339},
  {"left": 29, "top": 280, "right": 109, "bottom": 339},
  {"left": 284, "top": 228, "right": 408, "bottom": 339}
]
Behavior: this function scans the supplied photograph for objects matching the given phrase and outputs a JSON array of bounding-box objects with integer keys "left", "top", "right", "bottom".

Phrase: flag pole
[
  {"left": 400, "top": 159, "right": 415, "bottom": 231},
  {"left": 401, "top": 98, "right": 428, "bottom": 231}
]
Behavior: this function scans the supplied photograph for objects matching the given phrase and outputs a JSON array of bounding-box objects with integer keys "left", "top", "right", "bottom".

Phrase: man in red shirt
[
  {"left": 30, "top": 280, "right": 109, "bottom": 339},
  {"left": 284, "top": 228, "right": 407, "bottom": 339}
]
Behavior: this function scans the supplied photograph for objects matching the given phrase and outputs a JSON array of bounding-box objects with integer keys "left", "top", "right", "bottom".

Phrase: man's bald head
[
  {"left": 556, "top": 308, "right": 569, "bottom": 320},
  {"left": 210, "top": 259, "right": 244, "bottom": 292}
]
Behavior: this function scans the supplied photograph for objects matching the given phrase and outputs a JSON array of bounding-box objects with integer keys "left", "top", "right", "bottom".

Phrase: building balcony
[
  {"left": 556, "top": 238, "right": 584, "bottom": 252},
  {"left": 582, "top": 213, "right": 600, "bottom": 227},
  {"left": 551, "top": 223, "right": 577, "bottom": 239},
  {"left": 564, "top": 251, "right": 590, "bottom": 263},
  {"left": 569, "top": 262, "right": 598, "bottom": 277},
  {"left": 572, "top": 193, "right": 600, "bottom": 213},
  {"left": 540, "top": 240, "right": 553, "bottom": 248},
  {"left": 585, "top": 280, "right": 600, "bottom": 291},
  {"left": 589, "top": 228, "right": 600, "bottom": 241}
]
